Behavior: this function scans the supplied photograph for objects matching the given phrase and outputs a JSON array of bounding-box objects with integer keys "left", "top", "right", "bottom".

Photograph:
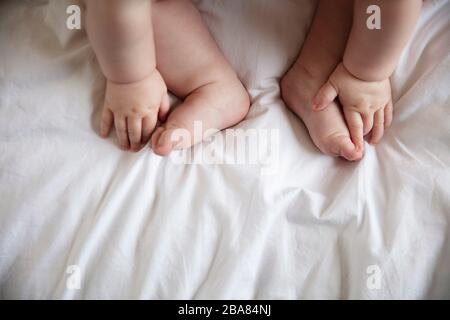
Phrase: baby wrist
[
  {"left": 342, "top": 58, "right": 391, "bottom": 83},
  {"left": 106, "top": 67, "right": 157, "bottom": 86}
]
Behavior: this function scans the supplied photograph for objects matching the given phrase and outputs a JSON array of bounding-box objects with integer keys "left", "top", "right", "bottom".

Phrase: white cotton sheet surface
[{"left": 0, "top": 0, "right": 449, "bottom": 299}]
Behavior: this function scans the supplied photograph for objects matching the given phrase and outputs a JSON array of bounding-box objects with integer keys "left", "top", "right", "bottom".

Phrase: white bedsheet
[{"left": 0, "top": 0, "right": 449, "bottom": 299}]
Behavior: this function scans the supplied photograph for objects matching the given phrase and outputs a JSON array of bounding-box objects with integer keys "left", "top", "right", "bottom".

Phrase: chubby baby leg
[
  {"left": 150, "top": 0, "right": 250, "bottom": 156},
  {"left": 281, "top": 0, "right": 363, "bottom": 161}
]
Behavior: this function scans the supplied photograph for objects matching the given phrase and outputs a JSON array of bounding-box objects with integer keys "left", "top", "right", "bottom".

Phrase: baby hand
[
  {"left": 100, "top": 69, "right": 170, "bottom": 152},
  {"left": 313, "top": 63, "right": 393, "bottom": 150}
]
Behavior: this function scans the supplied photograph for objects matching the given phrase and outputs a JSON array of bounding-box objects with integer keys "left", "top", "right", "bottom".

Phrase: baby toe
[
  {"left": 341, "top": 142, "right": 364, "bottom": 162},
  {"left": 325, "top": 135, "right": 363, "bottom": 162},
  {"left": 152, "top": 123, "right": 192, "bottom": 156},
  {"left": 150, "top": 127, "right": 169, "bottom": 156}
]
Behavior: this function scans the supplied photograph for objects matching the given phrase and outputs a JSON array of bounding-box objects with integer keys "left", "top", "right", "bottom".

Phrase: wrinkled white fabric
[{"left": 0, "top": 0, "right": 449, "bottom": 299}]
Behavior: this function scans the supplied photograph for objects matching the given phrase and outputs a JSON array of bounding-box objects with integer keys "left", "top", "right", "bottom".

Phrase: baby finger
[
  {"left": 127, "top": 117, "right": 143, "bottom": 152},
  {"left": 142, "top": 114, "right": 157, "bottom": 145},
  {"left": 370, "top": 108, "right": 385, "bottom": 145},
  {"left": 344, "top": 109, "right": 364, "bottom": 151},
  {"left": 115, "top": 116, "right": 130, "bottom": 150}
]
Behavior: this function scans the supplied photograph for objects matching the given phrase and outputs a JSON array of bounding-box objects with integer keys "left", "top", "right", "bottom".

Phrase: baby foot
[
  {"left": 281, "top": 64, "right": 363, "bottom": 161},
  {"left": 151, "top": 78, "right": 250, "bottom": 156}
]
